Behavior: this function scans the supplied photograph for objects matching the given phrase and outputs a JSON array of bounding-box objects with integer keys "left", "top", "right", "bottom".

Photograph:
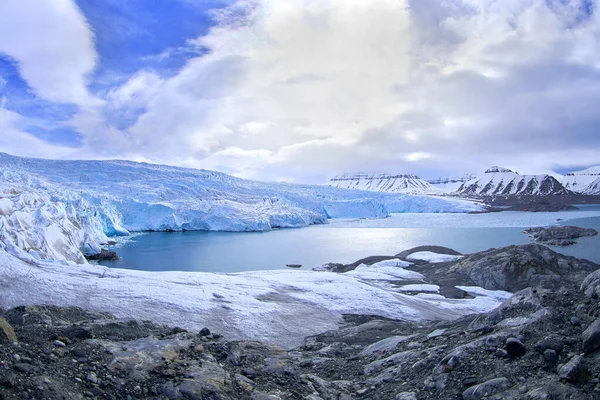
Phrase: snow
[
  {"left": 583, "top": 177, "right": 600, "bottom": 195},
  {"left": 345, "top": 259, "right": 423, "bottom": 281},
  {"left": 329, "top": 173, "right": 438, "bottom": 194},
  {"left": 406, "top": 252, "right": 463, "bottom": 263},
  {"left": 0, "top": 250, "right": 510, "bottom": 348},
  {"left": 561, "top": 166, "right": 600, "bottom": 194}
]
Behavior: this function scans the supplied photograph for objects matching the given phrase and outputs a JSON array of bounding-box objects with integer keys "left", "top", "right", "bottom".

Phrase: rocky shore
[
  {"left": 523, "top": 226, "right": 598, "bottom": 246},
  {"left": 2, "top": 244, "right": 600, "bottom": 399}
]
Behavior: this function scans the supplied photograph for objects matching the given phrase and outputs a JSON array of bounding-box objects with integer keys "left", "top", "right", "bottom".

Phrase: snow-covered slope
[
  {"left": 457, "top": 166, "right": 571, "bottom": 196},
  {"left": 329, "top": 173, "right": 437, "bottom": 194},
  {"left": 562, "top": 166, "right": 600, "bottom": 194},
  {"left": 0, "top": 153, "right": 484, "bottom": 265},
  {"left": 583, "top": 177, "right": 600, "bottom": 195},
  {"left": 428, "top": 174, "right": 476, "bottom": 193}
]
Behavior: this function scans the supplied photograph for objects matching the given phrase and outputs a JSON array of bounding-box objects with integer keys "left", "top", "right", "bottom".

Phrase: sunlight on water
[{"left": 100, "top": 208, "right": 600, "bottom": 272}]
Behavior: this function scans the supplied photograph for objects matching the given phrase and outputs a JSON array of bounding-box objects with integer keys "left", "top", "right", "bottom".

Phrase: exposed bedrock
[{"left": 523, "top": 225, "right": 598, "bottom": 246}]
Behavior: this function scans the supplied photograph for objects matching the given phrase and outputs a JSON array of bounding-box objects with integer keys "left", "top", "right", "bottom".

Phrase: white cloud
[
  {"left": 0, "top": 107, "right": 74, "bottom": 158},
  {"left": 5, "top": 0, "right": 600, "bottom": 182},
  {"left": 0, "top": 0, "right": 98, "bottom": 105}
]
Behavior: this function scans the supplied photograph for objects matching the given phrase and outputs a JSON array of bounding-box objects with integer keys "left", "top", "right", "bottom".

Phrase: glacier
[
  {"left": 0, "top": 152, "right": 484, "bottom": 265},
  {"left": 0, "top": 153, "right": 506, "bottom": 348}
]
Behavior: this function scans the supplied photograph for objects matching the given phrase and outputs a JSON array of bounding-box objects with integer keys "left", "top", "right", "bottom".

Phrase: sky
[{"left": 0, "top": 0, "right": 599, "bottom": 183}]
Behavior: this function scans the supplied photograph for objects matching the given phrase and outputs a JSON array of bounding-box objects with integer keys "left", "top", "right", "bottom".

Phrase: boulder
[
  {"left": 448, "top": 244, "right": 598, "bottom": 291},
  {"left": 581, "top": 270, "right": 600, "bottom": 298},
  {"left": 86, "top": 249, "right": 118, "bottom": 261},
  {"left": 558, "top": 355, "right": 589, "bottom": 383},
  {"left": 462, "top": 377, "right": 510, "bottom": 400},
  {"left": 505, "top": 338, "right": 526, "bottom": 357},
  {"left": 582, "top": 319, "right": 600, "bottom": 354}
]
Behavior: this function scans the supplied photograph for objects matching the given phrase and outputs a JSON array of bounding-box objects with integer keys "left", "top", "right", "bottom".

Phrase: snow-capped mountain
[
  {"left": 562, "top": 166, "right": 600, "bottom": 194},
  {"left": 328, "top": 173, "right": 437, "bottom": 194},
  {"left": 428, "top": 173, "right": 476, "bottom": 193},
  {"left": 456, "top": 166, "right": 571, "bottom": 196}
]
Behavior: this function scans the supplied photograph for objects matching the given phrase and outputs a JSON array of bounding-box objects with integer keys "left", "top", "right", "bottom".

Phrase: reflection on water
[{"left": 100, "top": 209, "right": 600, "bottom": 272}]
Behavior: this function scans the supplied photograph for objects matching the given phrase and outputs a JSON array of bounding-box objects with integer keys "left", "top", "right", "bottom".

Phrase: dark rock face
[
  {"left": 448, "top": 244, "right": 598, "bottom": 292},
  {"left": 524, "top": 226, "right": 598, "bottom": 246},
  {"left": 86, "top": 249, "right": 118, "bottom": 261}
]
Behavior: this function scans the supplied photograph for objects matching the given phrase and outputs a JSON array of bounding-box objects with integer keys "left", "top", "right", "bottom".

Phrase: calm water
[{"left": 100, "top": 207, "right": 600, "bottom": 272}]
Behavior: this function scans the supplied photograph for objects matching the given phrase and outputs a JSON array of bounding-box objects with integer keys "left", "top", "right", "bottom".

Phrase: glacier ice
[{"left": 0, "top": 153, "right": 484, "bottom": 264}]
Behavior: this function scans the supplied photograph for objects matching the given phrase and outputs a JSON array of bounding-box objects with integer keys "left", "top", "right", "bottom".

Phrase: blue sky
[
  {"left": 0, "top": 0, "right": 230, "bottom": 147},
  {"left": 0, "top": 0, "right": 599, "bottom": 182}
]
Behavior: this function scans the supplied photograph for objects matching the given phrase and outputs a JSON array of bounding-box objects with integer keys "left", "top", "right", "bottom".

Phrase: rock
[
  {"left": 544, "top": 349, "right": 557, "bottom": 362},
  {"left": 523, "top": 226, "right": 598, "bottom": 246},
  {"left": 525, "top": 387, "right": 552, "bottom": 399},
  {"left": 358, "top": 335, "right": 414, "bottom": 358},
  {"left": 53, "top": 339, "right": 66, "bottom": 347},
  {"left": 505, "top": 338, "right": 526, "bottom": 357},
  {"left": 0, "top": 373, "right": 17, "bottom": 388},
  {"left": 73, "top": 348, "right": 86, "bottom": 358},
  {"left": 13, "top": 363, "right": 33, "bottom": 374},
  {"left": 582, "top": 270, "right": 600, "bottom": 298},
  {"left": 0, "top": 317, "right": 17, "bottom": 345},
  {"left": 251, "top": 392, "right": 282, "bottom": 400},
  {"left": 449, "top": 244, "right": 598, "bottom": 291},
  {"left": 495, "top": 348, "right": 508, "bottom": 358},
  {"left": 199, "top": 327, "right": 211, "bottom": 337},
  {"left": 52, "top": 348, "right": 65, "bottom": 357},
  {"left": 86, "top": 372, "right": 98, "bottom": 384},
  {"left": 395, "top": 392, "right": 417, "bottom": 400},
  {"left": 582, "top": 319, "right": 600, "bottom": 354},
  {"left": 86, "top": 249, "right": 118, "bottom": 261},
  {"left": 535, "top": 336, "right": 563, "bottom": 354},
  {"left": 558, "top": 355, "right": 589, "bottom": 383},
  {"left": 462, "top": 377, "right": 510, "bottom": 400}
]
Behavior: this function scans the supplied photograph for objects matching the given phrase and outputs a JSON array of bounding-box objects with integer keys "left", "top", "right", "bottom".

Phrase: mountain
[
  {"left": 428, "top": 173, "right": 476, "bottom": 193},
  {"left": 456, "top": 166, "right": 572, "bottom": 196},
  {"left": 561, "top": 166, "right": 600, "bottom": 194},
  {"left": 328, "top": 173, "right": 437, "bottom": 194}
]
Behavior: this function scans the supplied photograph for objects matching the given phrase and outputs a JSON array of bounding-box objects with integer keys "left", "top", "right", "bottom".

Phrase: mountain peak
[{"left": 485, "top": 166, "right": 515, "bottom": 174}]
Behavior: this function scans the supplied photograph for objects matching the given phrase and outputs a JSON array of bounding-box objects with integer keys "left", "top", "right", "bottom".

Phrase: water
[{"left": 100, "top": 207, "right": 600, "bottom": 272}]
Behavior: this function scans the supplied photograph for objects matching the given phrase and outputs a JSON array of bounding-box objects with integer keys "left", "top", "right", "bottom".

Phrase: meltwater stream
[{"left": 99, "top": 207, "right": 600, "bottom": 272}]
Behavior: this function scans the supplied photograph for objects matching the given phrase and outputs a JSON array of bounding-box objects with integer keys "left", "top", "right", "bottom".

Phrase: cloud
[
  {"left": 3, "top": 0, "right": 600, "bottom": 183},
  {"left": 0, "top": 107, "right": 74, "bottom": 158},
  {"left": 0, "top": 0, "right": 98, "bottom": 105}
]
